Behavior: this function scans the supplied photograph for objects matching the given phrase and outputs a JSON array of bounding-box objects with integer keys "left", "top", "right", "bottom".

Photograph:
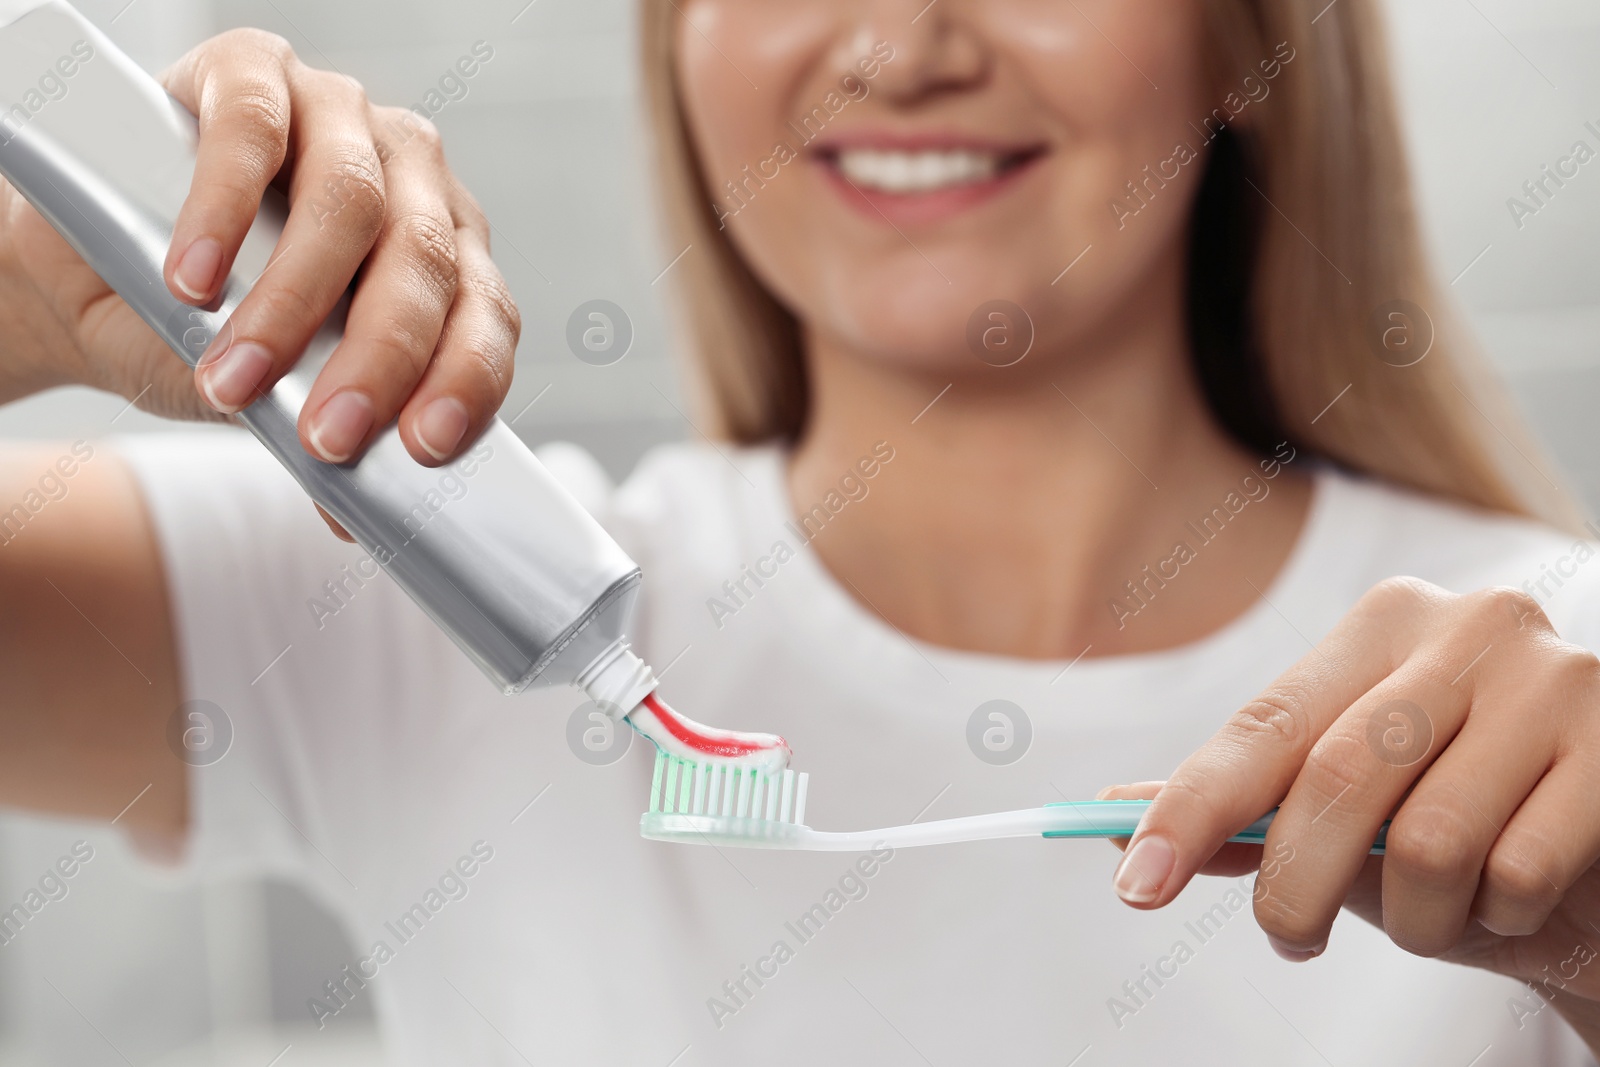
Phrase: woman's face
[{"left": 676, "top": 0, "right": 1223, "bottom": 376}]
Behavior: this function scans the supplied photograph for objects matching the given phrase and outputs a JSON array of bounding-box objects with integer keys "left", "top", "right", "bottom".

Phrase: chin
[
  {"left": 862, "top": 336, "right": 977, "bottom": 375},
  {"left": 820, "top": 308, "right": 988, "bottom": 375},
  {"left": 806, "top": 259, "right": 1056, "bottom": 372},
  {"left": 822, "top": 293, "right": 968, "bottom": 360}
]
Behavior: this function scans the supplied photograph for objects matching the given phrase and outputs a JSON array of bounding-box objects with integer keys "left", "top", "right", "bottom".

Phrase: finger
[
  {"left": 1098, "top": 782, "right": 1264, "bottom": 876},
  {"left": 314, "top": 504, "right": 356, "bottom": 543},
  {"left": 1475, "top": 778, "right": 1595, "bottom": 939},
  {"left": 1, "top": 185, "right": 223, "bottom": 419},
  {"left": 1249, "top": 667, "right": 1466, "bottom": 958},
  {"left": 1095, "top": 780, "right": 1159, "bottom": 848},
  {"left": 162, "top": 31, "right": 294, "bottom": 305},
  {"left": 1110, "top": 580, "right": 1442, "bottom": 910},
  {"left": 1095, "top": 782, "right": 1164, "bottom": 803},
  {"left": 194, "top": 70, "right": 386, "bottom": 417},
  {"left": 1379, "top": 687, "right": 1558, "bottom": 955},
  {"left": 1336, "top": 853, "right": 1387, "bottom": 930},
  {"left": 297, "top": 112, "right": 462, "bottom": 462},
  {"left": 1254, "top": 587, "right": 1557, "bottom": 958},
  {"left": 1471, "top": 652, "right": 1600, "bottom": 936},
  {"left": 393, "top": 219, "right": 518, "bottom": 465}
]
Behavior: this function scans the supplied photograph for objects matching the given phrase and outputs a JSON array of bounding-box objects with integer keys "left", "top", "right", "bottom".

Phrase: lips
[{"left": 810, "top": 135, "right": 1047, "bottom": 224}]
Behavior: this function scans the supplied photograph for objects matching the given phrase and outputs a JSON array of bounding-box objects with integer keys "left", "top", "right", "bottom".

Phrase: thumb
[{"left": 314, "top": 504, "right": 357, "bottom": 543}]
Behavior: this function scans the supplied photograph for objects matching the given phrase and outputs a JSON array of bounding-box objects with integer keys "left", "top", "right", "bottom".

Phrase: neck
[{"left": 787, "top": 308, "right": 1311, "bottom": 660}]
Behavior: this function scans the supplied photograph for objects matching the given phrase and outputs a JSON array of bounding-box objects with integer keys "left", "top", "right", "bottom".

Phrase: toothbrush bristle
[
  {"left": 663, "top": 758, "right": 680, "bottom": 814},
  {"left": 735, "top": 770, "right": 751, "bottom": 817},
  {"left": 649, "top": 753, "right": 665, "bottom": 814},
  {"left": 646, "top": 750, "right": 810, "bottom": 831}
]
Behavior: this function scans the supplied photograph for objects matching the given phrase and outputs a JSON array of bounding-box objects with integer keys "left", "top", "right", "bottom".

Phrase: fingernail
[
  {"left": 415, "top": 397, "right": 469, "bottom": 461},
  {"left": 1268, "top": 935, "right": 1325, "bottom": 963},
  {"left": 197, "top": 340, "right": 272, "bottom": 413},
  {"left": 308, "top": 391, "right": 376, "bottom": 463},
  {"left": 1113, "top": 834, "right": 1176, "bottom": 904},
  {"left": 174, "top": 237, "right": 223, "bottom": 301},
  {"left": 1095, "top": 784, "right": 1127, "bottom": 800}
]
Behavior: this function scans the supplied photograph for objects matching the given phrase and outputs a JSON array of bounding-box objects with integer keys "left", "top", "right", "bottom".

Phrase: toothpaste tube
[{"left": 0, "top": 0, "right": 650, "bottom": 702}]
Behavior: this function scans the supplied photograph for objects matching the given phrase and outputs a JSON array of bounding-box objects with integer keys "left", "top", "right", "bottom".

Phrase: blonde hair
[{"left": 640, "top": 0, "right": 1577, "bottom": 526}]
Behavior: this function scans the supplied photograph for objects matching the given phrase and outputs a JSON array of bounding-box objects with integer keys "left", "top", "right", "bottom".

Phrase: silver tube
[{"left": 0, "top": 0, "right": 649, "bottom": 698}]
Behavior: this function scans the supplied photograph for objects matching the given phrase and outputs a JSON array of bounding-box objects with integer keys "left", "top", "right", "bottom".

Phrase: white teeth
[{"left": 835, "top": 149, "right": 1003, "bottom": 194}]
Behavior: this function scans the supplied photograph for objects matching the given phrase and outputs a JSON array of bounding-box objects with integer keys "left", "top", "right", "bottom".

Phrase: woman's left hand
[{"left": 1102, "top": 577, "right": 1600, "bottom": 1036}]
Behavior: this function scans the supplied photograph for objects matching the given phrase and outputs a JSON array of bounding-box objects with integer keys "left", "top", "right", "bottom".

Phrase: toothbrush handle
[{"left": 1042, "top": 800, "right": 1390, "bottom": 855}]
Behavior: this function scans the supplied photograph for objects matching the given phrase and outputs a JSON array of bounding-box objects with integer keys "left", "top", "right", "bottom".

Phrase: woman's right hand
[{"left": 0, "top": 28, "right": 519, "bottom": 468}]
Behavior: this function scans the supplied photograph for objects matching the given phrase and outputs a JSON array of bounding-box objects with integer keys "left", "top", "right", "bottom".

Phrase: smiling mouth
[{"left": 816, "top": 145, "right": 1047, "bottom": 196}]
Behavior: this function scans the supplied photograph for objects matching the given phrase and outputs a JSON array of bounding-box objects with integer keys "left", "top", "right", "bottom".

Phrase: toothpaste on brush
[
  {"left": 576, "top": 643, "right": 791, "bottom": 776},
  {"left": 627, "top": 693, "right": 791, "bottom": 777}
]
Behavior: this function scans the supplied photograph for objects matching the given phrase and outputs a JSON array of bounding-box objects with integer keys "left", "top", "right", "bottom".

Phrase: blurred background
[{"left": 0, "top": 0, "right": 1596, "bottom": 1061}]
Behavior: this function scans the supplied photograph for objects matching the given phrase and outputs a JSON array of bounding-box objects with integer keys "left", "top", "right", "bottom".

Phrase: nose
[{"left": 842, "top": 0, "right": 989, "bottom": 103}]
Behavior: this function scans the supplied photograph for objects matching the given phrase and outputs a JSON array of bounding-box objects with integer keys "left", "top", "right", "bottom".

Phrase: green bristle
[
  {"left": 675, "top": 759, "right": 694, "bottom": 813},
  {"left": 663, "top": 758, "right": 681, "bottom": 814},
  {"left": 649, "top": 751, "right": 665, "bottom": 814}
]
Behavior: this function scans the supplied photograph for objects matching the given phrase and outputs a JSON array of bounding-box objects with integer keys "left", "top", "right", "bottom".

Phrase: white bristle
[
  {"left": 643, "top": 754, "right": 811, "bottom": 840},
  {"left": 736, "top": 771, "right": 752, "bottom": 817},
  {"left": 691, "top": 764, "right": 707, "bottom": 814}
]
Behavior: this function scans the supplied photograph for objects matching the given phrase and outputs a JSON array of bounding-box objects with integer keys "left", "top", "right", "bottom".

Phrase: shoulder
[
  {"left": 1320, "top": 467, "right": 1577, "bottom": 573},
  {"left": 1318, "top": 466, "right": 1600, "bottom": 647}
]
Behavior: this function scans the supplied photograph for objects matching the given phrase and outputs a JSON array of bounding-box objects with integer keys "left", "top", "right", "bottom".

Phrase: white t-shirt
[{"left": 116, "top": 432, "right": 1600, "bottom": 1067}]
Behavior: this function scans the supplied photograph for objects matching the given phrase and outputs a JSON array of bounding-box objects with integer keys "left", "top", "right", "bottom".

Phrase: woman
[{"left": 2, "top": 0, "right": 1599, "bottom": 1062}]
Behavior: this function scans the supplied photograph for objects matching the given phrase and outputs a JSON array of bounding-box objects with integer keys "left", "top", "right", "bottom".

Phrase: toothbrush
[{"left": 638, "top": 751, "right": 1390, "bottom": 853}]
